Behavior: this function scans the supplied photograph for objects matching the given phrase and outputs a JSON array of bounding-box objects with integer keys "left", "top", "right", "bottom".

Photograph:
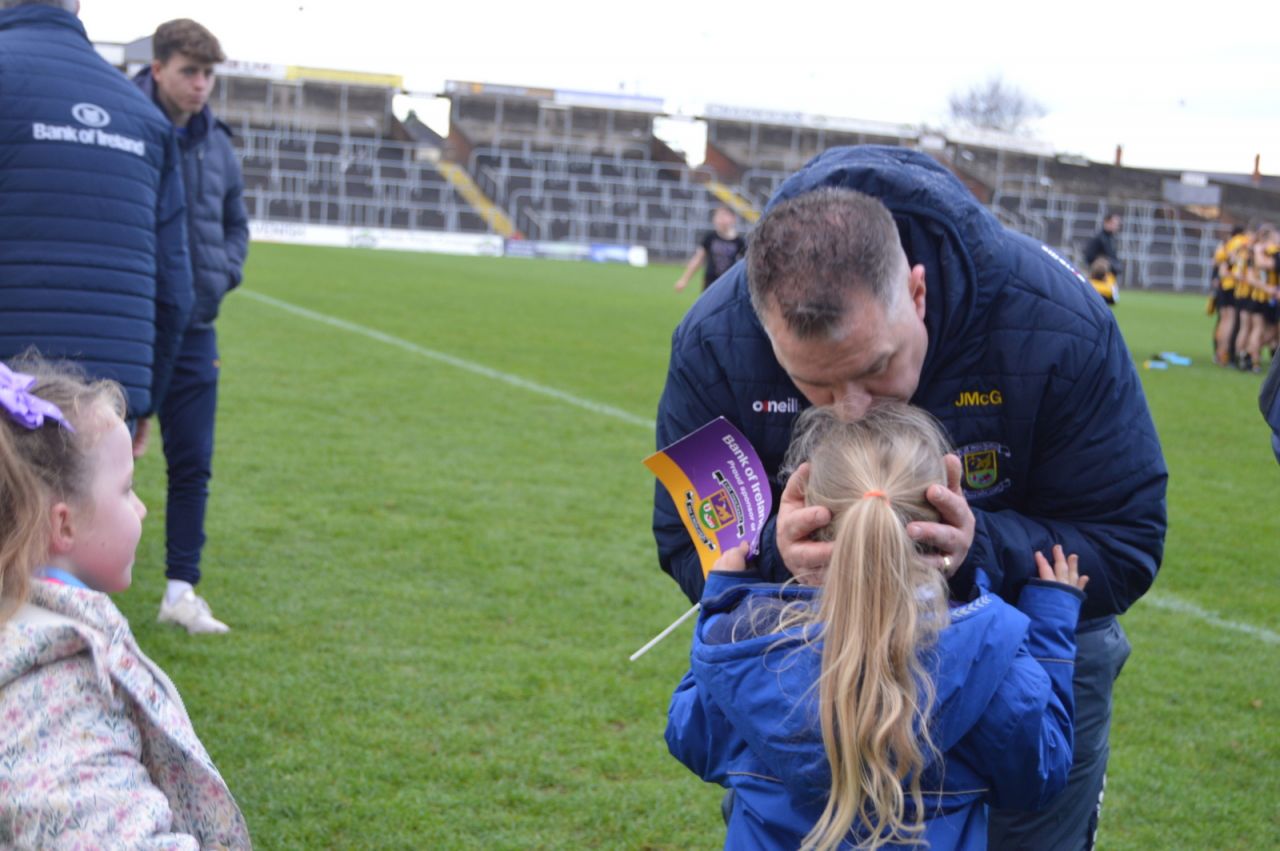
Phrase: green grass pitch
[{"left": 116, "top": 244, "right": 1278, "bottom": 849}]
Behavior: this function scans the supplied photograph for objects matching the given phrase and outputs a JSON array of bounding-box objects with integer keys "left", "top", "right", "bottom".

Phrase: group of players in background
[{"left": 1211, "top": 224, "right": 1279, "bottom": 373}]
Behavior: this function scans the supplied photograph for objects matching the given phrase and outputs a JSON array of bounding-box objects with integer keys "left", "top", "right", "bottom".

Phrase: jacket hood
[
  {"left": 766, "top": 145, "right": 1015, "bottom": 392},
  {"left": 0, "top": 582, "right": 123, "bottom": 688},
  {"left": 691, "top": 578, "right": 1029, "bottom": 803},
  {"left": 132, "top": 66, "right": 228, "bottom": 142}
]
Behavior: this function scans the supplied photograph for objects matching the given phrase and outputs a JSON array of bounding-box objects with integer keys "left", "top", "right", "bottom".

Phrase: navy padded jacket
[
  {"left": 134, "top": 68, "right": 248, "bottom": 330},
  {"left": 1261, "top": 355, "right": 1280, "bottom": 463},
  {"left": 0, "top": 5, "right": 193, "bottom": 417},
  {"left": 653, "top": 146, "right": 1168, "bottom": 620}
]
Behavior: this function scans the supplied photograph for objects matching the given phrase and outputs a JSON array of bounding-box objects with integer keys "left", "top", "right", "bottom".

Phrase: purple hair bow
[{"left": 0, "top": 363, "right": 74, "bottom": 432}]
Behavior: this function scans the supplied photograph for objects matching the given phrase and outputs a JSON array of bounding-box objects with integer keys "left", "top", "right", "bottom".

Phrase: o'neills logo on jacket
[{"left": 752, "top": 397, "right": 800, "bottom": 414}]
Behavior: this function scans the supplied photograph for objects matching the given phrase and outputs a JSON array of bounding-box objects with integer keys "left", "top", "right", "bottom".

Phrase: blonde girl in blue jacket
[{"left": 667, "top": 403, "right": 1088, "bottom": 850}]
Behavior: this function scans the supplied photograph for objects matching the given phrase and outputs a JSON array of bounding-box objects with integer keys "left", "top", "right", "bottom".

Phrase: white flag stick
[{"left": 629, "top": 603, "right": 701, "bottom": 662}]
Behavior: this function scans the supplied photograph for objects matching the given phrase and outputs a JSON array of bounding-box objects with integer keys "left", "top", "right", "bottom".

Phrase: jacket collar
[
  {"left": 0, "top": 3, "right": 88, "bottom": 39},
  {"left": 132, "top": 65, "right": 220, "bottom": 143},
  {"left": 692, "top": 577, "right": 1029, "bottom": 793}
]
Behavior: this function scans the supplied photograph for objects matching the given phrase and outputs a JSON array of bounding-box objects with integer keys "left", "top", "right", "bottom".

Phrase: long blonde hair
[
  {"left": 784, "top": 402, "right": 952, "bottom": 851},
  {"left": 0, "top": 354, "right": 125, "bottom": 623}
]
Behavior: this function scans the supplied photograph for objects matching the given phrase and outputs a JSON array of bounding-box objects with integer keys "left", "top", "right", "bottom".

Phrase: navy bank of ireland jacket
[
  {"left": 667, "top": 570, "right": 1083, "bottom": 850},
  {"left": 134, "top": 68, "right": 248, "bottom": 330},
  {"left": 0, "top": 4, "right": 193, "bottom": 418},
  {"left": 653, "top": 146, "right": 1168, "bottom": 621}
]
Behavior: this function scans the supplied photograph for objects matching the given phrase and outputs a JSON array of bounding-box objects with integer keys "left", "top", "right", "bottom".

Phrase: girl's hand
[
  {"left": 713, "top": 541, "right": 752, "bottom": 573},
  {"left": 1034, "top": 545, "right": 1088, "bottom": 591}
]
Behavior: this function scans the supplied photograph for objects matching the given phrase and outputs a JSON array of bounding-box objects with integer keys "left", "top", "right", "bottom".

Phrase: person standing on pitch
[
  {"left": 1083, "top": 211, "right": 1124, "bottom": 283},
  {"left": 653, "top": 147, "right": 1167, "bottom": 850},
  {"left": 674, "top": 206, "right": 747, "bottom": 293},
  {"left": 134, "top": 18, "right": 248, "bottom": 634}
]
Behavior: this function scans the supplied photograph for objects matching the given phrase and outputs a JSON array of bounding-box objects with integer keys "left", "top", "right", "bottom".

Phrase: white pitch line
[
  {"left": 1142, "top": 591, "right": 1279, "bottom": 645},
  {"left": 242, "top": 289, "right": 1279, "bottom": 647},
  {"left": 241, "top": 289, "right": 654, "bottom": 431}
]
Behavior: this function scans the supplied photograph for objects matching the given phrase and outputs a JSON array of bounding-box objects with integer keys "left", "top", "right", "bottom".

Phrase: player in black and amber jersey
[
  {"left": 1236, "top": 226, "right": 1276, "bottom": 373},
  {"left": 1258, "top": 233, "right": 1279, "bottom": 363},
  {"left": 1213, "top": 226, "right": 1247, "bottom": 366}
]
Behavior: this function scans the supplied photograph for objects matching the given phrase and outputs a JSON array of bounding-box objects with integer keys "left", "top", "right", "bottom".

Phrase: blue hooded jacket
[
  {"left": 0, "top": 4, "right": 193, "bottom": 418},
  {"left": 133, "top": 67, "right": 248, "bottom": 330},
  {"left": 654, "top": 146, "right": 1168, "bottom": 620},
  {"left": 666, "top": 571, "right": 1083, "bottom": 850}
]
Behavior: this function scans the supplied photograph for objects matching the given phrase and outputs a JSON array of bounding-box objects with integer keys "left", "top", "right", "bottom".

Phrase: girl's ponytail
[{"left": 785, "top": 403, "right": 951, "bottom": 851}]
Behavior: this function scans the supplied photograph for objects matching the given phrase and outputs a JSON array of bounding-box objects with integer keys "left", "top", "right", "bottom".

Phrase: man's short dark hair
[
  {"left": 746, "top": 187, "right": 905, "bottom": 339},
  {"left": 153, "top": 18, "right": 225, "bottom": 65}
]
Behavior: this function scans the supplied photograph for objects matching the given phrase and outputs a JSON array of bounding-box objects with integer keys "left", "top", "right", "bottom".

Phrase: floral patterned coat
[{"left": 0, "top": 581, "right": 251, "bottom": 849}]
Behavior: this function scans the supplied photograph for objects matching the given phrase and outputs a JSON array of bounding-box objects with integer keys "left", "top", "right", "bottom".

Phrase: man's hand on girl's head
[
  {"left": 777, "top": 462, "right": 834, "bottom": 583},
  {"left": 907, "top": 454, "right": 974, "bottom": 578}
]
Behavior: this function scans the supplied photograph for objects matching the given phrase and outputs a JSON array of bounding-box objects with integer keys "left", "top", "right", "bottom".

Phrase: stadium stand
[
  {"left": 701, "top": 104, "right": 919, "bottom": 211},
  {"left": 234, "top": 128, "right": 489, "bottom": 234},
  {"left": 445, "top": 81, "right": 723, "bottom": 257},
  {"left": 940, "top": 134, "right": 1241, "bottom": 290},
  {"left": 97, "top": 36, "right": 1280, "bottom": 288},
  {"left": 468, "top": 143, "right": 717, "bottom": 250},
  {"left": 703, "top": 104, "right": 918, "bottom": 175},
  {"left": 111, "top": 40, "right": 487, "bottom": 235}
]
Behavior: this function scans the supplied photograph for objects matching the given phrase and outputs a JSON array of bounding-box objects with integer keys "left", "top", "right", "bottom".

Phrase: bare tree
[{"left": 948, "top": 76, "right": 1047, "bottom": 134}]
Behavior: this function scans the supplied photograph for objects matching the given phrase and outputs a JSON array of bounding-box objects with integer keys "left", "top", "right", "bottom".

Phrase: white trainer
[{"left": 158, "top": 589, "right": 230, "bottom": 634}]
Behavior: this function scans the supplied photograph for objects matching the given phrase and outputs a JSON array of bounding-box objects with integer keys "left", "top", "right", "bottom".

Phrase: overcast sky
[{"left": 80, "top": 0, "right": 1280, "bottom": 175}]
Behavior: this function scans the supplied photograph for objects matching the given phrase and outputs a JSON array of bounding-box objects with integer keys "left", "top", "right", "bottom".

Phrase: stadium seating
[
  {"left": 468, "top": 144, "right": 721, "bottom": 256},
  {"left": 234, "top": 128, "right": 489, "bottom": 234}
]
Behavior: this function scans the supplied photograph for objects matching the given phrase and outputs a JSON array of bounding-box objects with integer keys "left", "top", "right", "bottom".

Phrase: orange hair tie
[{"left": 862, "top": 489, "right": 890, "bottom": 503}]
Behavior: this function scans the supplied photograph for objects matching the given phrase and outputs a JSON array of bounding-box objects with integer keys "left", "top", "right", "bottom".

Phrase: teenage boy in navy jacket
[{"left": 134, "top": 18, "right": 248, "bottom": 635}]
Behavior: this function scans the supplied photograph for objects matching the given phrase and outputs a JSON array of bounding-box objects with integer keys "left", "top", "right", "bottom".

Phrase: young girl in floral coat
[{"left": 0, "top": 355, "right": 250, "bottom": 849}]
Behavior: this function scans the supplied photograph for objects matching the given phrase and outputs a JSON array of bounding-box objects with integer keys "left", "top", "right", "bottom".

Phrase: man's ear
[
  {"left": 151, "top": 58, "right": 164, "bottom": 78},
  {"left": 48, "top": 502, "right": 75, "bottom": 556},
  {"left": 909, "top": 263, "right": 927, "bottom": 320}
]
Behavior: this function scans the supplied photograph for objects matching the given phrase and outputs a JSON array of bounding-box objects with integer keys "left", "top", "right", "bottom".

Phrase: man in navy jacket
[
  {"left": 1262, "top": 354, "right": 1280, "bottom": 463},
  {"left": 654, "top": 146, "right": 1167, "bottom": 850},
  {"left": 134, "top": 18, "right": 248, "bottom": 635},
  {"left": 0, "top": 0, "right": 192, "bottom": 421}
]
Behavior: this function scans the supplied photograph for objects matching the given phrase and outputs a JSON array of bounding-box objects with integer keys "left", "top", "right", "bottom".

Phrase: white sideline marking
[
  {"left": 241, "top": 290, "right": 655, "bottom": 431},
  {"left": 242, "top": 290, "right": 1279, "bottom": 647},
  {"left": 1143, "top": 592, "right": 1279, "bottom": 645}
]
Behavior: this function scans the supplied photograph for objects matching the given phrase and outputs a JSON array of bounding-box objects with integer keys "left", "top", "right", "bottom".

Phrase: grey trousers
[{"left": 988, "top": 616, "right": 1132, "bottom": 851}]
